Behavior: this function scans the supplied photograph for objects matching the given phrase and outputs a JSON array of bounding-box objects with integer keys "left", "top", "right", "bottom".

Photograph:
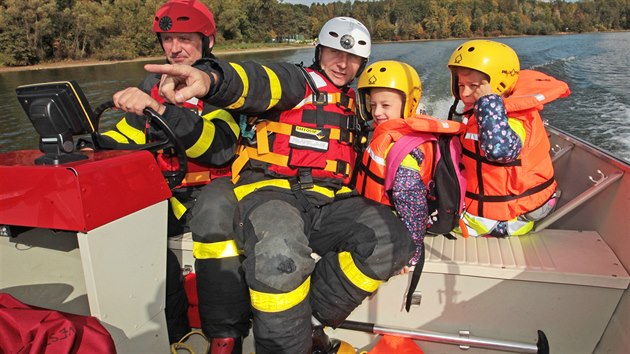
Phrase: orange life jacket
[
  {"left": 356, "top": 115, "right": 464, "bottom": 205},
  {"left": 461, "top": 70, "right": 569, "bottom": 220},
  {"left": 150, "top": 85, "right": 230, "bottom": 187},
  {"left": 231, "top": 68, "right": 358, "bottom": 187}
]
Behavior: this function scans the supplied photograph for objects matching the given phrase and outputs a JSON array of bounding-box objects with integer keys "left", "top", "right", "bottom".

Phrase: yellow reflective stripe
[
  {"left": 233, "top": 179, "right": 347, "bottom": 201},
  {"left": 193, "top": 240, "right": 241, "bottom": 259},
  {"left": 508, "top": 218, "right": 534, "bottom": 236},
  {"left": 336, "top": 186, "right": 354, "bottom": 195},
  {"left": 250, "top": 276, "right": 310, "bottom": 313},
  {"left": 169, "top": 197, "right": 187, "bottom": 220},
  {"left": 508, "top": 117, "right": 526, "bottom": 146},
  {"left": 338, "top": 251, "right": 381, "bottom": 293},
  {"left": 460, "top": 212, "right": 496, "bottom": 237},
  {"left": 187, "top": 117, "right": 215, "bottom": 158},
  {"left": 234, "top": 179, "right": 333, "bottom": 200},
  {"left": 214, "top": 110, "right": 241, "bottom": 137},
  {"left": 203, "top": 109, "right": 240, "bottom": 136},
  {"left": 262, "top": 65, "right": 282, "bottom": 111},
  {"left": 115, "top": 118, "right": 146, "bottom": 144},
  {"left": 101, "top": 130, "right": 130, "bottom": 144},
  {"left": 188, "top": 110, "right": 239, "bottom": 158},
  {"left": 226, "top": 63, "right": 248, "bottom": 110},
  {"left": 458, "top": 212, "right": 533, "bottom": 237}
]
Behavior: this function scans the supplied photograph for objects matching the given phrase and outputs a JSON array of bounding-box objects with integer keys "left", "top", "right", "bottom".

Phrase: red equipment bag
[
  {"left": 0, "top": 293, "right": 116, "bottom": 353},
  {"left": 183, "top": 273, "right": 201, "bottom": 329}
]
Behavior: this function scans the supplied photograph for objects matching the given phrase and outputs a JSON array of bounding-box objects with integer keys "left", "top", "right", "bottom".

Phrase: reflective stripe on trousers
[{"left": 235, "top": 190, "right": 413, "bottom": 353}]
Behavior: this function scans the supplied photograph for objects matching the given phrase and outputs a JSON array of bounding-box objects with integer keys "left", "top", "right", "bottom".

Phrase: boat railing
[
  {"left": 540, "top": 125, "right": 628, "bottom": 233},
  {"left": 534, "top": 169, "right": 624, "bottom": 232},
  {"left": 550, "top": 141, "right": 574, "bottom": 162}
]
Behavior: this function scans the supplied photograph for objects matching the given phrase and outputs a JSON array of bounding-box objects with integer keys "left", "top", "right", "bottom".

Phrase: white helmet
[{"left": 318, "top": 17, "right": 371, "bottom": 59}]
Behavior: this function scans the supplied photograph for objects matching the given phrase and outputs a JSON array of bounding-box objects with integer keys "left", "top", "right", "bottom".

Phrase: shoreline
[
  {"left": 0, "top": 44, "right": 311, "bottom": 73},
  {"left": 1, "top": 31, "right": 621, "bottom": 74}
]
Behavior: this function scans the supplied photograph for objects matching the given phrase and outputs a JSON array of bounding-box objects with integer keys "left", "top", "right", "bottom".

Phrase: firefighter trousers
[
  {"left": 235, "top": 189, "right": 414, "bottom": 354},
  {"left": 188, "top": 177, "right": 252, "bottom": 340}
]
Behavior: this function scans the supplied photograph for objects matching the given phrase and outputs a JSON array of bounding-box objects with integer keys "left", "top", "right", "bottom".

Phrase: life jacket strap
[
  {"left": 231, "top": 145, "right": 351, "bottom": 183},
  {"left": 462, "top": 147, "right": 522, "bottom": 167},
  {"left": 260, "top": 120, "right": 354, "bottom": 144},
  {"left": 466, "top": 177, "right": 556, "bottom": 203}
]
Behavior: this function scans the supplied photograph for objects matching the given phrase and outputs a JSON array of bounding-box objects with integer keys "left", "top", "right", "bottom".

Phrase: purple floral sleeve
[
  {"left": 391, "top": 147, "right": 427, "bottom": 266},
  {"left": 475, "top": 94, "right": 522, "bottom": 162}
]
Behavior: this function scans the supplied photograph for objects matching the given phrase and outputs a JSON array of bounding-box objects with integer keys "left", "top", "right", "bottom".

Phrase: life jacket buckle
[
  {"left": 338, "top": 129, "right": 352, "bottom": 144},
  {"left": 295, "top": 168, "right": 314, "bottom": 189},
  {"left": 313, "top": 92, "right": 328, "bottom": 106},
  {"left": 290, "top": 168, "right": 315, "bottom": 192},
  {"left": 346, "top": 115, "right": 360, "bottom": 132},
  {"left": 335, "top": 161, "right": 349, "bottom": 176}
]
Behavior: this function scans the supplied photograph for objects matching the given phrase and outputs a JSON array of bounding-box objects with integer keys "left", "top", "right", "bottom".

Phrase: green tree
[
  {"left": 450, "top": 14, "right": 471, "bottom": 38},
  {"left": 2, "top": 0, "right": 57, "bottom": 60},
  {"left": 71, "top": 0, "right": 115, "bottom": 59}
]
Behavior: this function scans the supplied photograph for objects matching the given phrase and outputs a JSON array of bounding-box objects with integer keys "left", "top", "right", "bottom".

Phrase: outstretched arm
[{"left": 144, "top": 63, "right": 214, "bottom": 104}]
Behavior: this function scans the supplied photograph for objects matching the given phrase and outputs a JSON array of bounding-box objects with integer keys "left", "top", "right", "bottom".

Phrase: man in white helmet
[{"left": 140, "top": 17, "right": 414, "bottom": 354}]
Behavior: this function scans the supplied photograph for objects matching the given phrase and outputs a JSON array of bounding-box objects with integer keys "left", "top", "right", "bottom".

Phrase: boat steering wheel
[{"left": 93, "top": 101, "right": 188, "bottom": 190}]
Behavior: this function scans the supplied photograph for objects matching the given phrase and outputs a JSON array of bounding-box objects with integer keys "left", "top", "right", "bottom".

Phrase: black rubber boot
[{"left": 165, "top": 248, "right": 191, "bottom": 344}]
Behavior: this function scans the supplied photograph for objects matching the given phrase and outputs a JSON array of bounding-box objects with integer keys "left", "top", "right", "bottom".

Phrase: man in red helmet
[{"left": 102, "top": 0, "right": 250, "bottom": 352}]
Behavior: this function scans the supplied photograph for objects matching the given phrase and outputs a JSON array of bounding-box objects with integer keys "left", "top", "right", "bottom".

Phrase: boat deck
[
  {"left": 328, "top": 228, "right": 629, "bottom": 353},
  {"left": 424, "top": 229, "right": 628, "bottom": 289},
  {"left": 169, "top": 227, "right": 629, "bottom": 353}
]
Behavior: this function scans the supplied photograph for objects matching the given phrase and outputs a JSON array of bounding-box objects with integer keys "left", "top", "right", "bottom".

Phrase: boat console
[
  {"left": 0, "top": 82, "right": 174, "bottom": 352},
  {"left": 15, "top": 81, "right": 97, "bottom": 165}
]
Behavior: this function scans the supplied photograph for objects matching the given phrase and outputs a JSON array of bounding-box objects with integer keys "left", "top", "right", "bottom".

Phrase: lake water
[{"left": 1, "top": 32, "right": 629, "bottom": 162}]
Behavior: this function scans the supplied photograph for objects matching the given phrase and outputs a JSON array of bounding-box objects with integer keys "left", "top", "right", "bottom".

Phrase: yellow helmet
[
  {"left": 357, "top": 60, "right": 422, "bottom": 121},
  {"left": 447, "top": 40, "right": 520, "bottom": 99}
]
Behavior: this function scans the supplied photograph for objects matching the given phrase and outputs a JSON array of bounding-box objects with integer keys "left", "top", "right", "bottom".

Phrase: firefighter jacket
[
  {"left": 461, "top": 70, "right": 569, "bottom": 221},
  {"left": 192, "top": 59, "right": 361, "bottom": 203},
  {"left": 100, "top": 73, "right": 240, "bottom": 187}
]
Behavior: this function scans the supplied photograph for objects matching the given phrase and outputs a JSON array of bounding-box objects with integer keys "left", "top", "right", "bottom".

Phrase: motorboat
[{"left": 1, "top": 81, "right": 628, "bottom": 353}]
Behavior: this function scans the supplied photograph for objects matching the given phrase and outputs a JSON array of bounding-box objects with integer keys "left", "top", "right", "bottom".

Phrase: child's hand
[
  {"left": 399, "top": 266, "right": 411, "bottom": 275},
  {"left": 473, "top": 79, "right": 494, "bottom": 101}
]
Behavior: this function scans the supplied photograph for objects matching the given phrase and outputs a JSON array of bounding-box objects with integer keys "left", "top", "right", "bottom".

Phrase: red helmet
[{"left": 152, "top": 0, "right": 216, "bottom": 37}]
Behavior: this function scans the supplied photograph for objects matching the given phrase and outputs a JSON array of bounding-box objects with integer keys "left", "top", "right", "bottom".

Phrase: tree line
[{"left": 1, "top": 0, "right": 628, "bottom": 67}]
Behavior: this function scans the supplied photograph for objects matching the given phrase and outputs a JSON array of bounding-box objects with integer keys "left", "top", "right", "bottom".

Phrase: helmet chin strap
[
  {"left": 448, "top": 99, "right": 461, "bottom": 121},
  {"left": 448, "top": 98, "right": 474, "bottom": 120},
  {"left": 201, "top": 36, "right": 213, "bottom": 58}
]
